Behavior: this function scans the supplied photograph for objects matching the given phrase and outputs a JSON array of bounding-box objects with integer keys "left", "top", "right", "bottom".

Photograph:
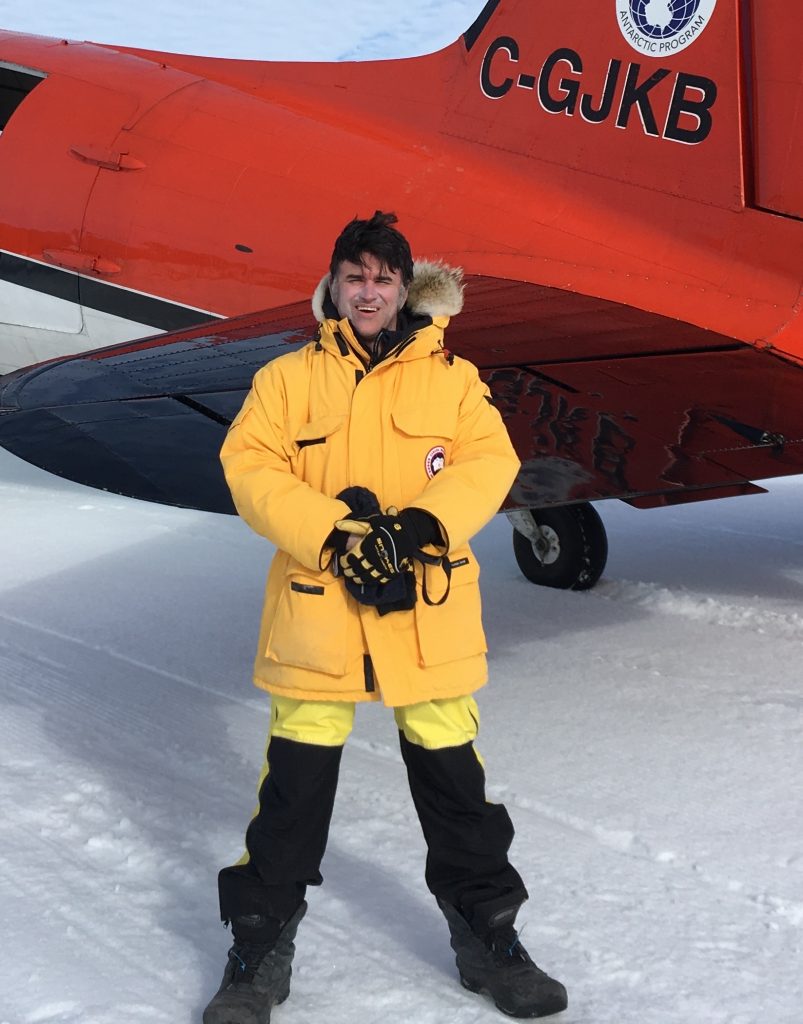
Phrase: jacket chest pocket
[
  {"left": 289, "top": 414, "right": 348, "bottom": 491},
  {"left": 390, "top": 406, "right": 457, "bottom": 485},
  {"left": 266, "top": 572, "right": 355, "bottom": 676},
  {"left": 413, "top": 554, "right": 487, "bottom": 668}
]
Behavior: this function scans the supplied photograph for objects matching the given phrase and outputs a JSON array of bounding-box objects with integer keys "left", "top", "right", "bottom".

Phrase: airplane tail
[
  {"left": 439, "top": 0, "right": 741, "bottom": 210},
  {"left": 452, "top": 1, "right": 803, "bottom": 221},
  {"left": 436, "top": 0, "right": 803, "bottom": 365}
]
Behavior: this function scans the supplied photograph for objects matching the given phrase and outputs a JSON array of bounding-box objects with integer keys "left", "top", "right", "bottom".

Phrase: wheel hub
[
  {"left": 531, "top": 524, "right": 560, "bottom": 565},
  {"left": 505, "top": 510, "right": 561, "bottom": 565}
]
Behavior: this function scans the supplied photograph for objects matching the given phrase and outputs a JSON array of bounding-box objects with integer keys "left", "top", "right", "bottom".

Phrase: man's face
[{"left": 330, "top": 253, "right": 408, "bottom": 342}]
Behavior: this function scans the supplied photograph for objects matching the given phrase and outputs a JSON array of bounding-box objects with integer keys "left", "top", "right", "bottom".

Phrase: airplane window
[{"left": 0, "top": 63, "right": 46, "bottom": 134}]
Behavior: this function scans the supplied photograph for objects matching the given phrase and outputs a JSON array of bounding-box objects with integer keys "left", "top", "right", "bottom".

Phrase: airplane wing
[
  {"left": 0, "top": 304, "right": 309, "bottom": 513},
  {"left": 2, "top": 277, "right": 802, "bottom": 514}
]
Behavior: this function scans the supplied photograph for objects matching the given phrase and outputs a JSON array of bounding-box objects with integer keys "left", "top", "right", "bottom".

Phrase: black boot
[
  {"left": 438, "top": 898, "right": 567, "bottom": 1018},
  {"left": 203, "top": 902, "right": 307, "bottom": 1024}
]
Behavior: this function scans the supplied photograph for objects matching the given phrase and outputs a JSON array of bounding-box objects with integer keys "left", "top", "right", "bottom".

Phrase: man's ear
[{"left": 398, "top": 285, "right": 409, "bottom": 310}]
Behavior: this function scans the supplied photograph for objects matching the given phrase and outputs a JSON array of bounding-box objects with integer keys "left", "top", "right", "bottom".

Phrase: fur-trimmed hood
[{"left": 311, "top": 259, "right": 464, "bottom": 323}]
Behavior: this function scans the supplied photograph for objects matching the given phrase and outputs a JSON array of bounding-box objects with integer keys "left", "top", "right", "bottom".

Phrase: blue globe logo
[{"left": 629, "top": 0, "right": 701, "bottom": 38}]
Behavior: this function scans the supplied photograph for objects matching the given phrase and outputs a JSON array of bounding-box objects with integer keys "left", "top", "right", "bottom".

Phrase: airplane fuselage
[{"left": 1, "top": 0, "right": 803, "bottom": 374}]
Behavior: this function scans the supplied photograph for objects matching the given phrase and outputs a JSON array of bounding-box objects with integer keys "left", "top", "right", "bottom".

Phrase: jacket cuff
[{"left": 401, "top": 507, "right": 448, "bottom": 550}]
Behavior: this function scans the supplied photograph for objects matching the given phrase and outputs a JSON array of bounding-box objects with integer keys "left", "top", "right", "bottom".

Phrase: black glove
[{"left": 334, "top": 506, "right": 420, "bottom": 584}]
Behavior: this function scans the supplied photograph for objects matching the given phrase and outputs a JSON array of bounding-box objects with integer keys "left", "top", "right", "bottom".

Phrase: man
[{"left": 204, "top": 212, "right": 567, "bottom": 1023}]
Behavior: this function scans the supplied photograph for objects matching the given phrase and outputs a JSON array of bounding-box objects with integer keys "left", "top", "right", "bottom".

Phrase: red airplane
[{"left": 1, "top": 0, "right": 802, "bottom": 590}]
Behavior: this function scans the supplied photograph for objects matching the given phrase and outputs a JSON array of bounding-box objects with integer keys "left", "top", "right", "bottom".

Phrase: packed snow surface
[
  {"left": 2, "top": 2, "right": 802, "bottom": 1022},
  {"left": 2, "top": 451, "right": 802, "bottom": 1024}
]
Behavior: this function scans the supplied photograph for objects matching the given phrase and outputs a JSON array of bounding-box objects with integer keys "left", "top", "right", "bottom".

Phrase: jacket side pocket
[
  {"left": 413, "top": 553, "right": 487, "bottom": 667},
  {"left": 266, "top": 572, "right": 353, "bottom": 676}
]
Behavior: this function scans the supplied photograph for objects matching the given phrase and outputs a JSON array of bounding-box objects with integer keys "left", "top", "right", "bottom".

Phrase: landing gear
[{"left": 507, "top": 503, "right": 608, "bottom": 591}]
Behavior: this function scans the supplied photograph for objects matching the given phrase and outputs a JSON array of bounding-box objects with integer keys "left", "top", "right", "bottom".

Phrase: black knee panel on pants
[
  {"left": 246, "top": 735, "right": 343, "bottom": 882},
  {"left": 219, "top": 736, "right": 343, "bottom": 933},
  {"left": 398, "top": 730, "right": 527, "bottom": 916}
]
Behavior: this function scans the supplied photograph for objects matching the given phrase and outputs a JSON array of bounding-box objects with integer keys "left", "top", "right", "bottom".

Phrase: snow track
[{"left": 599, "top": 578, "right": 803, "bottom": 640}]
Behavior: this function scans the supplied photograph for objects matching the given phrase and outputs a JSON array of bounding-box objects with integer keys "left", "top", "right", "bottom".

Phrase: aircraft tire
[{"left": 511, "top": 503, "right": 608, "bottom": 591}]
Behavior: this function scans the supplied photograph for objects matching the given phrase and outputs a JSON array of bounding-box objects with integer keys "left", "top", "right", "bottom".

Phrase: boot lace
[
  {"left": 487, "top": 924, "right": 534, "bottom": 967},
  {"left": 227, "top": 941, "right": 274, "bottom": 983}
]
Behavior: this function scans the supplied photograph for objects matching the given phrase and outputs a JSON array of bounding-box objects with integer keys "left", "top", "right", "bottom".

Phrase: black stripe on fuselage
[{"left": 0, "top": 250, "right": 220, "bottom": 332}]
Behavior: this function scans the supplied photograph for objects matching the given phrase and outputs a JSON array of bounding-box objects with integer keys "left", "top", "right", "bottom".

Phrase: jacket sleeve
[
  {"left": 407, "top": 363, "right": 520, "bottom": 551},
  {"left": 219, "top": 361, "right": 350, "bottom": 571}
]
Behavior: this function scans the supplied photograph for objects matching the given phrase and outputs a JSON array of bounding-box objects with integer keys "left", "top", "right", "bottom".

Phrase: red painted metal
[
  {"left": 69, "top": 145, "right": 147, "bottom": 171},
  {"left": 0, "top": 1, "right": 801, "bottom": 367},
  {"left": 749, "top": 0, "right": 803, "bottom": 219},
  {"left": 43, "top": 249, "right": 121, "bottom": 275}
]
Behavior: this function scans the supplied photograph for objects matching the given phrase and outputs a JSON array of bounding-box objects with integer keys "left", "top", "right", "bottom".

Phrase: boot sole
[{"left": 459, "top": 974, "right": 568, "bottom": 1019}]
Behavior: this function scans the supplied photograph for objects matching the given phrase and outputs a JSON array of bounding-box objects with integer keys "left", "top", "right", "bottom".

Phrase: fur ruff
[{"left": 311, "top": 259, "right": 464, "bottom": 323}]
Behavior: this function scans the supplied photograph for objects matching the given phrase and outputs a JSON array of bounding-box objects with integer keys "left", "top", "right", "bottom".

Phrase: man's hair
[{"left": 329, "top": 210, "right": 414, "bottom": 286}]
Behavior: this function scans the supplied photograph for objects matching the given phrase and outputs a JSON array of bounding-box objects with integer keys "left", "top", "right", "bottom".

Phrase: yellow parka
[{"left": 220, "top": 261, "right": 520, "bottom": 707}]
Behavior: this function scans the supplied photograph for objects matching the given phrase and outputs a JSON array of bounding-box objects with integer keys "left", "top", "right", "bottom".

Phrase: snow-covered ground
[
  {"left": 2, "top": 2, "right": 802, "bottom": 1022},
  {"left": 2, "top": 449, "right": 802, "bottom": 1024}
]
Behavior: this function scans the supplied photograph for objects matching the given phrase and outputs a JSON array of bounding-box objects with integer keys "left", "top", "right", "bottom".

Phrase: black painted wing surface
[
  {"left": 0, "top": 304, "right": 311, "bottom": 513},
  {"left": 2, "top": 278, "right": 803, "bottom": 513}
]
